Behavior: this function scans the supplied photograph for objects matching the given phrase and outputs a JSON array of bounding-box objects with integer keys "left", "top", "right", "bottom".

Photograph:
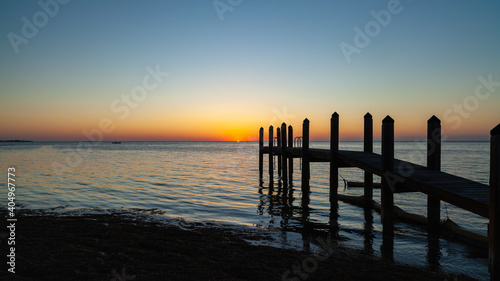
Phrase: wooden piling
[
  {"left": 489, "top": 124, "right": 500, "bottom": 280},
  {"left": 330, "top": 113, "right": 339, "bottom": 205},
  {"left": 364, "top": 113, "right": 373, "bottom": 208},
  {"left": 427, "top": 116, "right": 441, "bottom": 234},
  {"left": 281, "top": 123, "right": 288, "bottom": 188},
  {"left": 259, "top": 127, "right": 264, "bottom": 184},
  {"left": 302, "top": 119, "right": 310, "bottom": 202},
  {"left": 257, "top": 114, "right": 494, "bottom": 277},
  {"left": 269, "top": 126, "right": 273, "bottom": 184},
  {"left": 381, "top": 115, "right": 395, "bottom": 237},
  {"left": 288, "top": 125, "right": 293, "bottom": 184},
  {"left": 277, "top": 127, "right": 281, "bottom": 180}
]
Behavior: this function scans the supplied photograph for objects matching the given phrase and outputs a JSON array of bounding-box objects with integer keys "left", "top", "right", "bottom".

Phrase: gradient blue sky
[{"left": 1, "top": 0, "right": 499, "bottom": 141}]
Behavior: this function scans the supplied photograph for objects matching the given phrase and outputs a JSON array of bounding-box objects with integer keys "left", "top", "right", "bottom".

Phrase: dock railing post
[
  {"left": 427, "top": 116, "right": 441, "bottom": 235},
  {"left": 330, "top": 113, "right": 339, "bottom": 206},
  {"left": 302, "top": 118, "right": 310, "bottom": 205},
  {"left": 281, "top": 123, "right": 288, "bottom": 188},
  {"left": 269, "top": 126, "right": 274, "bottom": 185},
  {"left": 259, "top": 127, "right": 264, "bottom": 185},
  {"left": 277, "top": 127, "right": 281, "bottom": 180},
  {"left": 288, "top": 125, "right": 293, "bottom": 185},
  {"left": 489, "top": 124, "right": 500, "bottom": 280},
  {"left": 364, "top": 113, "right": 373, "bottom": 208},
  {"left": 381, "top": 116, "right": 395, "bottom": 237}
]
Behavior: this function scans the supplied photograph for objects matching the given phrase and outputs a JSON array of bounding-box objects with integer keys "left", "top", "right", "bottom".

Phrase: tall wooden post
[
  {"left": 363, "top": 114, "right": 375, "bottom": 254},
  {"left": 364, "top": 113, "right": 373, "bottom": 208},
  {"left": 363, "top": 113, "right": 375, "bottom": 255},
  {"left": 269, "top": 126, "right": 274, "bottom": 185},
  {"left": 489, "top": 124, "right": 500, "bottom": 280},
  {"left": 427, "top": 116, "right": 441, "bottom": 234},
  {"left": 381, "top": 116, "right": 394, "bottom": 237},
  {"left": 281, "top": 123, "right": 288, "bottom": 188},
  {"left": 330, "top": 113, "right": 339, "bottom": 206},
  {"left": 302, "top": 118, "right": 310, "bottom": 205},
  {"left": 277, "top": 127, "right": 281, "bottom": 180},
  {"left": 259, "top": 127, "right": 264, "bottom": 185},
  {"left": 288, "top": 125, "right": 293, "bottom": 184}
]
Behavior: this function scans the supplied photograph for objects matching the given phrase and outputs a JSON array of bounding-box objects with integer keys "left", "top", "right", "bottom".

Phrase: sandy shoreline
[{"left": 1, "top": 210, "right": 475, "bottom": 280}]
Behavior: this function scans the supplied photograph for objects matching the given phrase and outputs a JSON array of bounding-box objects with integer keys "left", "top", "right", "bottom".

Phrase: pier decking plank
[
  {"left": 263, "top": 146, "right": 489, "bottom": 218},
  {"left": 259, "top": 117, "right": 499, "bottom": 279}
]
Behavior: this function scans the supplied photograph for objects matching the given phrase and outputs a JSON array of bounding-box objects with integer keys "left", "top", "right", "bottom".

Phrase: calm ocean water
[{"left": 0, "top": 141, "right": 491, "bottom": 279}]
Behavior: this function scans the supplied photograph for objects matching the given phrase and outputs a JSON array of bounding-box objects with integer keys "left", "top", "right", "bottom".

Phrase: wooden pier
[{"left": 258, "top": 113, "right": 500, "bottom": 280}]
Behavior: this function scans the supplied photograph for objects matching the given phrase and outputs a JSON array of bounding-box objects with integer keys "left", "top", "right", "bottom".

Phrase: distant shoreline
[{"left": 0, "top": 140, "right": 33, "bottom": 142}]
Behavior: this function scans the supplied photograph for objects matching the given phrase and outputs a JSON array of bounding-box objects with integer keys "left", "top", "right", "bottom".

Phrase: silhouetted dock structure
[{"left": 258, "top": 113, "right": 500, "bottom": 280}]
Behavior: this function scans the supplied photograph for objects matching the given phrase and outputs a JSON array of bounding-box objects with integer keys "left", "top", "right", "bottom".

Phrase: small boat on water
[{"left": 112, "top": 141, "right": 122, "bottom": 144}]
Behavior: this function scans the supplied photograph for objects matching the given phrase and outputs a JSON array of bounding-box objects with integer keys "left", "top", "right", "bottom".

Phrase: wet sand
[{"left": 1, "top": 211, "right": 475, "bottom": 280}]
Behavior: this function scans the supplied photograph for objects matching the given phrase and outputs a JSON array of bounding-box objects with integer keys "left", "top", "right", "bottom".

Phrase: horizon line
[{"left": 0, "top": 139, "right": 491, "bottom": 143}]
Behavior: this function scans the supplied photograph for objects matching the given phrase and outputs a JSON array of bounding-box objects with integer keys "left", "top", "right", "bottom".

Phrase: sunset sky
[{"left": 1, "top": 1, "right": 499, "bottom": 141}]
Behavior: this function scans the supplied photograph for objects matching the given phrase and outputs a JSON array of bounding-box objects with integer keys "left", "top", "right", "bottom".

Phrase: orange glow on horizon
[{"left": 0, "top": 110, "right": 495, "bottom": 142}]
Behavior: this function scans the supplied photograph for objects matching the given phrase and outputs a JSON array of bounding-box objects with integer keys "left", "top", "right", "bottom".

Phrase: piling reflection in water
[
  {"left": 427, "top": 234, "right": 442, "bottom": 271},
  {"left": 258, "top": 113, "right": 497, "bottom": 279},
  {"left": 258, "top": 179, "right": 342, "bottom": 240},
  {"left": 363, "top": 207, "right": 374, "bottom": 256},
  {"left": 258, "top": 179, "right": 448, "bottom": 271}
]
